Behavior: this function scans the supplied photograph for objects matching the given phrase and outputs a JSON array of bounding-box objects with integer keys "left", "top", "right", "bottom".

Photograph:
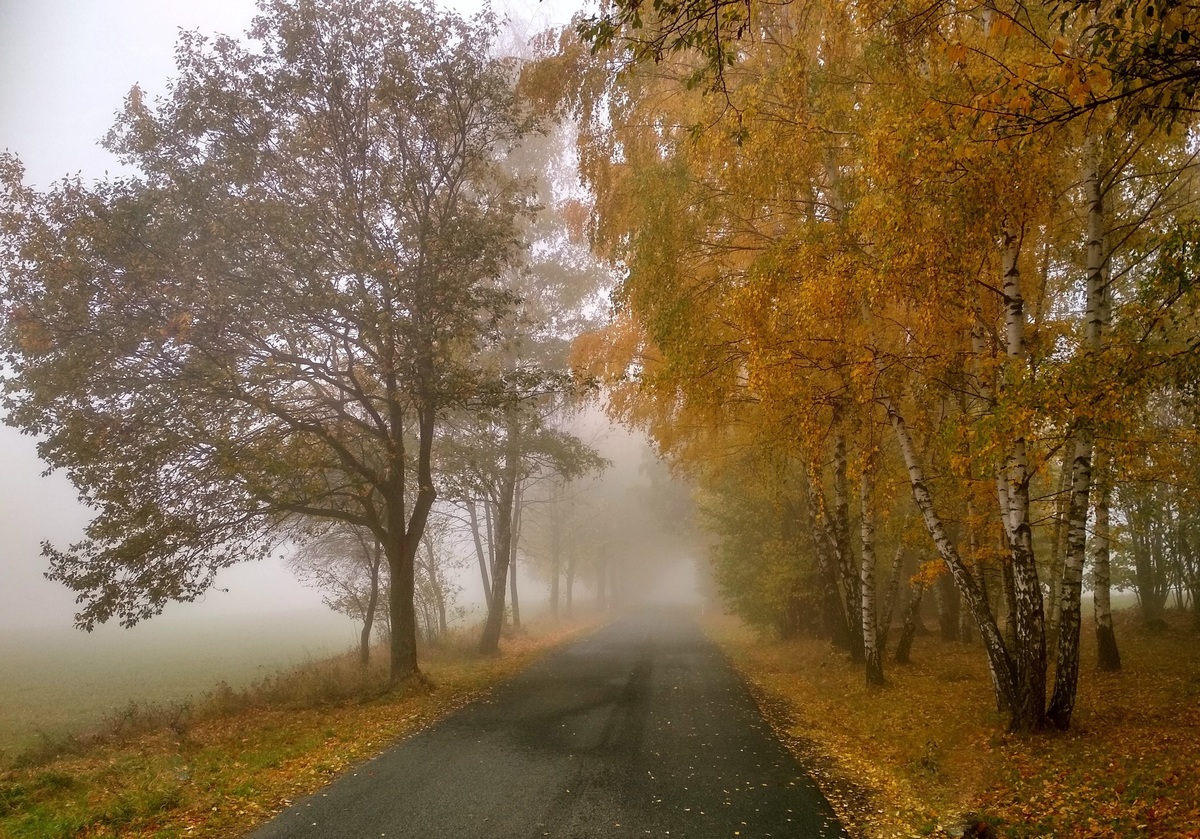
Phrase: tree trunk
[
  {"left": 884, "top": 395, "right": 1024, "bottom": 724},
  {"left": 1049, "top": 146, "right": 1110, "bottom": 729},
  {"left": 484, "top": 499, "right": 497, "bottom": 583},
  {"left": 833, "top": 434, "right": 864, "bottom": 662},
  {"left": 479, "top": 414, "right": 520, "bottom": 654},
  {"left": 467, "top": 500, "right": 491, "bottom": 605},
  {"left": 879, "top": 543, "right": 905, "bottom": 652},
  {"left": 565, "top": 525, "right": 576, "bottom": 619},
  {"left": 861, "top": 466, "right": 885, "bottom": 687},
  {"left": 360, "top": 540, "right": 382, "bottom": 668},
  {"left": 422, "top": 535, "right": 448, "bottom": 640},
  {"left": 386, "top": 528, "right": 420, "bottom": 681},
  {"left": 384, "top": 403, "right": 437, "bottom": 682},
  {"left": 550, "top": 516, "right": 562, "bottom": 620},
  {"left": 509, "top": 551, "right": 520, "bottom": 630},
  {"left": 509, "top": 480, "right": 524, "bottom": 630},
  {"left": 894, "top": 581, "right": 925, "bottom": 665},
  {"left": 995, "top": 219, "right": 1048, "bottom": 731},
  {"left": 1092, "top": 456, "right": 1121, "bottom": 671},
  {"left": 1047, "top": 443, "right": 1073, "bottom": 654},
  {"left": 936, "top": 574, "right": 960, "bottom": 642},
  {"left": 800, "top": 468, "right": 852, "bottom": 649}
]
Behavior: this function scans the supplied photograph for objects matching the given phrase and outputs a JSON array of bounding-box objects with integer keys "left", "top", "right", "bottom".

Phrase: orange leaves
[{"left": 159, "top": 311, "right": 194, "bottom": 342}]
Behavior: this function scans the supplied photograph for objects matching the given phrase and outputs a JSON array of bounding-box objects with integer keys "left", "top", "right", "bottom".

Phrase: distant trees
[
  {"left": 0, "top": 0, "right": 537, "bottom": 684},
  {"left": 287, "top": 523, "right": 386, "bottom": 667}
]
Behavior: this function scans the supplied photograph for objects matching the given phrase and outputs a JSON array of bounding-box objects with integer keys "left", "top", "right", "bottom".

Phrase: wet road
[{"left": 246, "top": 611, "right": 847, "bottom": 838}]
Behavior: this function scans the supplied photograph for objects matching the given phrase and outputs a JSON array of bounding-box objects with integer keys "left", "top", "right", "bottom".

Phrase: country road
[{"left": 247, "top": 611, "right": 848, "bottom": 838}]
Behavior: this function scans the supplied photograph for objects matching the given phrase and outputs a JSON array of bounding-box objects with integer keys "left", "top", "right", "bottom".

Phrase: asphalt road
[{"left": 247, "top": 611, "right": 848, "bottom": 839}]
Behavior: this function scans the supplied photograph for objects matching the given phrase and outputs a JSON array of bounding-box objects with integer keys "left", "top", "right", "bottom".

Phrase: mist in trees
[{"left": 5, "top": 0, "right": 1200, "bottom": 756}]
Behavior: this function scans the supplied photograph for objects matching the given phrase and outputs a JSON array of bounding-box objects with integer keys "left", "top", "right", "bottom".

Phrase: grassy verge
[
  {"left": 707, "top": 611, "right": 1200, "bottom": 839},
  {"left": 0, "top": 616, "right": 600, "bottom": 839}
]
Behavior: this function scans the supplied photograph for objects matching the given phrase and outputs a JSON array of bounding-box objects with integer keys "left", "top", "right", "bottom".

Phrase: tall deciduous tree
[{"left": 0, "top": 0, "right": 531, "bottom": 684}]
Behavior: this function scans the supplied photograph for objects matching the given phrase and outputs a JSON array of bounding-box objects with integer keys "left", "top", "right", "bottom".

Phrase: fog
[{"left": 0, "top": 0, "right": 706, "bottom": 756}]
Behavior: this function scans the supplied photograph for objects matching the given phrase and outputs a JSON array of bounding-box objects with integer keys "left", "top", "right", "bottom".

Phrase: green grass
[
  {"left": 0, "top": 616, "right": 600, "bottom": 839},
  {"left": 0, "top": 610, "right": 352, "bottom": 759}
]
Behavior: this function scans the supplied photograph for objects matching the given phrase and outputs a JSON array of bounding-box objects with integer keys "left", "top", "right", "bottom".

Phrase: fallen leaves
[{"left": 708, "top": 611, "right": 1200, "bottom": 839}]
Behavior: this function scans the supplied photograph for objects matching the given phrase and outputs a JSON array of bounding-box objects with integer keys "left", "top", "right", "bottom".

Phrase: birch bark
[
  {"left": 1049, "top": 143, "right": 1113, "bottom": 727},
  {"left": 997, "top": 221, "right": 1048, "bottom": 731},
  {"left": 884, "top": 395, "right": 1019, "bottom": 717},
  {"left": 861, "top": 463, "right": 885, "bottom": 686}
]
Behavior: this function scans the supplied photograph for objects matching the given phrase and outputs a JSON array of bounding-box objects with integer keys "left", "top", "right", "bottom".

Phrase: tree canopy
[{"left": 0, "top": 0, "right": 534, "bottom": 682}]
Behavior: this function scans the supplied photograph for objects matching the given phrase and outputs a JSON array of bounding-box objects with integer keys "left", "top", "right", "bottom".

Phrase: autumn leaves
[{"left": 569, "top": 0, "right": 1200, "bottom": 730}]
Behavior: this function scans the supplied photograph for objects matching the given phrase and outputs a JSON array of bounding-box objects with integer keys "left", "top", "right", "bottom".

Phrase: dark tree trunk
[
  {"left": 384, "top": 403, "right": 437, "bottom": 683},
  {"left": 509, "top": 481, "right": 523, "bottom": 630},
  {"left": 360, "top": 541, "right": 382, "bottom": 668},
  {"left": 1092, "top": 470, "right": 1121, "bottom": 671},
  {"left": 468, "top": 500, "right": 491, "bottom": 605},
  {"left": 936, "top": 574, "right": 959, "bottom": 642},
  {"left": 894, "top": 581, "right": 925, "bottom": 665},
  {"left": 800, "top": 469, "right": 852, "bottom": 650},
  {"left": 479, "top": 415, "right": 519, "bottom": 654},
  {"left": 833, "top": 435, "right": 864, "bottom": 662}
]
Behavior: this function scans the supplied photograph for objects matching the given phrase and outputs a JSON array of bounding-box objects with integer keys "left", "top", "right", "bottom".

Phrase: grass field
[
  {"left": 0, "top": 609, "right": 353, "bottom": 760},
  {"left": 0, "top": 614, "right": 599, "bottom": 838}
]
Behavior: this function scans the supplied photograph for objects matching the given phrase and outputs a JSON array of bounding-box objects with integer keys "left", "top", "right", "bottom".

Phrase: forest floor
[
  {"left": 0, "top": 615, "right": 600, "bottom": 839},
  {"left": 709, "top": 609, "right": 1200, "bottom": 839}
]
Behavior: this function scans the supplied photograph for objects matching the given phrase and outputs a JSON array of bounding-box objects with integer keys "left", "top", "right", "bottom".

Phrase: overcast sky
[{"left": 0, "top": 0, "right": 584, "bottom": 631}]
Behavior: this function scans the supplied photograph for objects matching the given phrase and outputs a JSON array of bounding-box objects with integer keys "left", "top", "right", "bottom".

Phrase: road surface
[{"left": 247, "top": 611, "right": 848, "bottom": 838}]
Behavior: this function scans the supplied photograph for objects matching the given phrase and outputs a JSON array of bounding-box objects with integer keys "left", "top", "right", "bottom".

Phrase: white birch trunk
[
  {"left": 1049, "top": 141, "right": 1112, "bottom": 727},
  {"left": 883, "top": 394, "right": 1018, "bottom": 715},
  {"left": 997, "top": 220, "right": 1048, "bottom": 731},
  {"left": 861, "top": 464, "right": 884, "bottom": 686}
]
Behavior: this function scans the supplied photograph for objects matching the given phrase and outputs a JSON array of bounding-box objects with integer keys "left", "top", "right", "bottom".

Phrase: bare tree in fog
[{"left": 287, "top": 523, "right": 385, "bottom": 667}]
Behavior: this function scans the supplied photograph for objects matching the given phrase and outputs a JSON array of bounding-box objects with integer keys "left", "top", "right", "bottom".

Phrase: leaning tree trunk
[
  {"left": 860, "top": 465, "right": 885, "bottom": 687},
  {"left": 1050, "top": 146, "right": 1110, "bottom": 729},
  {"left": 467, "top": 500, "right": 491, "bottom": 605},
  {"left": 884, "top": 395, "right": 1022, "bottom": 723},
  {"left": 1092, "top": 455, "right": 1121, "bottom": 671}
]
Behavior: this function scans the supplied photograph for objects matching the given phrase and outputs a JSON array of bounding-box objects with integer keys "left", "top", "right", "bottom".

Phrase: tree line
[{"left": 551, "top": 0, "right": 1200, "bottom": 732}]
